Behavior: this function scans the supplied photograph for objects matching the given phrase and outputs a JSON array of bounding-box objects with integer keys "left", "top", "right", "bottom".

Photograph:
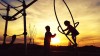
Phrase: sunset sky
[{"left": 0, "top": 0, "right": 100, "bottom": 47}]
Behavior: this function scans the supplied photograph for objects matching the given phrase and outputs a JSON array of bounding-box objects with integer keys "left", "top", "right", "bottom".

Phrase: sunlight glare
[{"left": 51, "top": 37, "right": 60, "bottom": 45}]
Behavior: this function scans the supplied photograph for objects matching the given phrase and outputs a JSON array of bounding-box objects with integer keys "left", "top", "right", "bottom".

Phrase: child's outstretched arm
[{"left": 63, "top": 28, "right": 68, "bottom": 31}]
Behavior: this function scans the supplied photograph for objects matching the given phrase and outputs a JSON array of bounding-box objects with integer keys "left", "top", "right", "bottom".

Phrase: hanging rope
[
  {"left": 54, "top": 0, "right": 75, "bottom": 45},
  {"left": 7, "top": 33, "right": 23, "bottom": 37}
]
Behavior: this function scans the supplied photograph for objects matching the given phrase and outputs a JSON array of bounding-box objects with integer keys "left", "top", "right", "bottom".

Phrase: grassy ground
[{"left": 0, "top": 44, "right": 100, "bottom": 56}]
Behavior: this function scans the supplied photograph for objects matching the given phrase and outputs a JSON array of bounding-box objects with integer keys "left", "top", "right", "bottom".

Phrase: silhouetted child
[
  {"left": 44, "top": 26, "right": 56, "bottom": 56},
  {"left": 63, "top": 20, "right": 79, "bottom": 46}
]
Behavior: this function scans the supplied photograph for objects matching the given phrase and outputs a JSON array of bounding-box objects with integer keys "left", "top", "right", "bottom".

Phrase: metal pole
[
  {"left": 23, "top": 0, "right": 27, "bottom": 54},
  {"left": 3, "top": 5, "right": 10, "bottom": 45}
]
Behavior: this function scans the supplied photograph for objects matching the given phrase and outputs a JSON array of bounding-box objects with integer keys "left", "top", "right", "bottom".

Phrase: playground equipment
[
  {"left": 0, "top": 0, "right": 37, "bottom": 54},
  {"left": 54, "top": 0, "right": 79, "bottom": 47}
]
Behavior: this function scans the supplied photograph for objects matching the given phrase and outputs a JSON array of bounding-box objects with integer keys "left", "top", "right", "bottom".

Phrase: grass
[{"left": 0, "top": 44, "right": 100, "bottom": 56}]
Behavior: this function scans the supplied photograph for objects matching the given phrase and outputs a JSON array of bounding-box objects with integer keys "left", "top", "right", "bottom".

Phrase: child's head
[
  {"left": 45, "top": 26, "right": 50, "bottom": 31},
  {"left": 64, "top": 20, "right": 70, "bottom": 26}
]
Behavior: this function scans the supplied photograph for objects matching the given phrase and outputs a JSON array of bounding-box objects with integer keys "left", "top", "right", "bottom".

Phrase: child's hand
[
  {"left": 54, "top": 34, "right": 56, "bottom": 36},
  {"left": 51, "top": 34, "right": 56, "bottom": 38}
]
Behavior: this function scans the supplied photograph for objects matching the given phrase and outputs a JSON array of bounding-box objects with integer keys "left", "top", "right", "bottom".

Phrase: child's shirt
[
  {"left": 44, "top": 31, "right": 52, "bottom": 45},
  {"left": 67, "top": 25, "right": 79, "bottom": 36}
]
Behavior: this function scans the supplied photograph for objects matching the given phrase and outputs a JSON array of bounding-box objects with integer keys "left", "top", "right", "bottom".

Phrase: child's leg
[
  {"left": 74, "top": 36, "right": 76, "bottom": 44},
  {"left": 72, "top": 35, "right": 77, "bottom": 44}
]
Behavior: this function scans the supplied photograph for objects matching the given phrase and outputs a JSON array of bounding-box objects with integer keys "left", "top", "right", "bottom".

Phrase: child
[
  {"left": 44, "top": 26, "right": 56, "bottom": 56},
  {"left": 63, "top": 20, "right": 79, "bottom": 46}
]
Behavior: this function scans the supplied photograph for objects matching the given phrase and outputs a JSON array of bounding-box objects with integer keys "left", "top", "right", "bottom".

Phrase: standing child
[
  {"left": 44, "top": 26, "right": 56, "bottom": 56},
  {"left": 63, "top": 20, "right": 79, "bottom": 46}
]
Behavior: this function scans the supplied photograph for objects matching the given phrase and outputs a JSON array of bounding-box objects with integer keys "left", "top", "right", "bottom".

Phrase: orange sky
[{"left": 0, "top": 0, "right": 100, "bottom": 47}]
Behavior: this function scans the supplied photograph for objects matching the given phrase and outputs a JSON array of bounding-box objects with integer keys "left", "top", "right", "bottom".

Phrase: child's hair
[
  {"left": 64, "top": 20, "right": 70, "bottom": 25},
  {"left": 45, "top": 26, "right": 50, "bottom": 30}
]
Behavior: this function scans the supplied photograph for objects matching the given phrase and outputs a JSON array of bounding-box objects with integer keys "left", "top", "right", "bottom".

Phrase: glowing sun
[{"left": 51, "top": 37, "right": 60, "bottom": 45}]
